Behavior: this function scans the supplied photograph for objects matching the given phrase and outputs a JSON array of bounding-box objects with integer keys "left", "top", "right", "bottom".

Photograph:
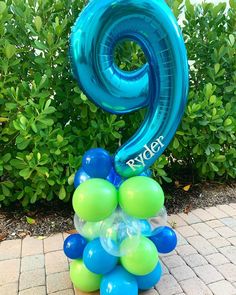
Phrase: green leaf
[
  {"left": 34, "top": 40, "right": 47, "bottom": 50},
  {"left": 44, "top": 99, "right": 51, "bottom": 109},
  {"left": 229, "top": 34, "right": 235, "bottom": 46},
  {"left": 114, "top": 120, "right": 125, "bottom": 128},
  {"left": 10, "top": 159, "right": 27, "bottom": 169},
  {"left": 34, "top": 16, "right": 42, "bottom": 32},
  {"left": 81, "top": 93, "right": 87, "bottom": 101},
  {"left": 57, "top": 134, "right": 64, "bottom": 143},
  {"left": 4, "top": 181, "right": 14, "bottom": 188},
  {"left": 37, "top": 152, "right": 41, "bottom": 161},
  {"left": 210, "top": 162, "right": 219, "bottom": 172},
  {"left": 26, "top": 216, "right": 36, "bottom": 224},
  {"left": 5, "top": 103, "right": 17, "bottom": 110},
  {"left": 205, "top": 83, "right": 213, "bottom": 98},
  {"left": 112, "top": 131, "right": 121, "bottom": 139},
  {"left": 214, "top": 155, "right": 226, "bottom": 162},
  {"left": 87, "top": 101, "right": 97, "bottom": 113},
  {"left": 20, "top": 115, "right": 28, "bottom": 126},
  {"left": 214, "top": 63, "right": 220, "bottom": 74},
  {"left": 68, "top": 173, "right": 75, "bottom": 185},
  {"left": 0, "top": 1, "right": 7, "bottom": 14},
  {"left": 0, "top": 117, "right": 9, "bottom": 123},
  {"left": 5, "top": 44, "right": 16, "bottom": 59},
  {"left": 17, "top": 139, "right": 31, "bottom": 150},
  {"left": 47, "top": 179, "right": 55, "bottom": 186},
  {"left": 209, "top": 95, "right": 216, "bottom": 104},
  {"left": 224, "top": 118, "right": 232, "bottom": 127},
  {"left": 43, "top": 106, "right": 56, "bottom": 114},
  {"left": 230, "top": 0, "right": 236, "bottom": 9},
  {"left": 193, "top": 144, "right": 200, "bottom": 154},
  {"left": 186, "top": 0, "right": 194, "bottom": 15},
  {"left": 2, "top": 185, "right": 10, "bottom": 196},
  {"left": 36, "top": 166, "right": 49, "bottom": 175},
  {"left": 59, "top": 186, "right": 66, "bottom": 200},
  {"left": 38, "top": 117, "right": 54, "bottom": 126},
  {"left": 19, "top": 168, "right": 32, "bottom": 179},
  {"left": 55, "top": 149, "right": 61, "bottom": 155},
  {"left": 0, "top": 195, "right": 5, "bottom": 201},
  {"left": 156, "top": 168, "right": 167, "bottom": 176},
  {"left": 162, "top": 176, "right": 172, "bottom": 183},
  {"left": 2, "top": 153, "right": 11, "bottom": 163},
  {"left": 173, "top": 138, "right": 180, "bottom": 149},
  {"left": 31, "top": 122, "right": 37, "bottom": 133},
  {"left": 210, "top": 125, "right": 217, "bottom": 132},
  {"left": 176, "top": 131, "right": 185, "bottom": 136},
  {"left": 30, "top": 194, "right": 37, "bottom": 204}
]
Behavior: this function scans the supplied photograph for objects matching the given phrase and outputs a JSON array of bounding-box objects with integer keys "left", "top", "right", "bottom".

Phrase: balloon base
[
  {"left": 74, "top": 287, "right": 100, "bottom": 295},
  {"left": 74, "top": 286, "right": 158, "bottom": 294}
]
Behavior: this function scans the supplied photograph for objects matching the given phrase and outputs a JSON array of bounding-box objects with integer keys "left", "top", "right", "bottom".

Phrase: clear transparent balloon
[
  {"left": 100, "top": 210, "right": 141, "bottom": 257},
  {"left": 74, "top": 214, "right": 102, "bottom": 240},
  {"left": 140, "top": 206, "right": 168, "bottom": 237}
]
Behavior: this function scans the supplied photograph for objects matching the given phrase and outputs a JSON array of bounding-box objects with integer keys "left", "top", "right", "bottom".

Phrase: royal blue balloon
[
  {"left": 100, "top": 266, "right": 138, "bottom": 295},
  {"left": 74, "top": 168, "right": 90, "bottom": 189},
  {"left": 63, "top": 233, "right": 87, "bottom": 259},
  {"left": 149, "top": 226, "right": 177, "bottom": 254},
  {"left": 107, "top": 167, "right": 124, "bottom": 188},
  {"left": 70, "top": 0, "right": 189, "bottom": 178},
  {"left": 82, "top": 148, "right": 112, "bottom": 178},
  {"left": 135, "top": 261, "right": 162, "bottom": 290},
  {"left": 83, "top": 238, "right": 118, "bottom": 275}
]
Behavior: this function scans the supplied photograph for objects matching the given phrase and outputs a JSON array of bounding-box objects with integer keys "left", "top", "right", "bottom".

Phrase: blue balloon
[
  {"left": 63, "top": 234, "right": 87, "bottom": 259},
  {"left": 139, "top": 219, "right": 152, "bottom": 237},
  {"left": 74, "top": 168, "right": 90, "bottom": 188},
  {"left": 82, "top": 148, "right": 112, "bottom": 178},
  {"left": 149, "top": 226, "right": 177, "bottom": 254},
  {"left": 70, "top": 0, "right": 189, "bottom": 178},
  {"left": 135, "top": 261, "right": 162, "bottom": 290},
  {"left": 100, "top": 266, "right": 138, "bottom": 295},
  {"left": 139, "top": 169, "right": 152, "bottom": 177},
  {"left": 107, "top": 167, "right": 124, "bottom": 188},
  {"left": 83, "top": 238, "right": 118, "bottom": 274}
]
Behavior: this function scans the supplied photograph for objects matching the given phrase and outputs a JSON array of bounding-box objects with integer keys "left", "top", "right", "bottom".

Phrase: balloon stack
[
  {"left": 66, "top": 0, "right": 189, "bottom": 293},
  {"left": 63, "top": 148, "right": 177, "bottom": 294}
]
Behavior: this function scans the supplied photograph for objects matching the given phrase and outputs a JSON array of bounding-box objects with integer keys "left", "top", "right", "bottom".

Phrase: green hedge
[{"left": 0, "top": 0, "right": 235, "bottom": 206}]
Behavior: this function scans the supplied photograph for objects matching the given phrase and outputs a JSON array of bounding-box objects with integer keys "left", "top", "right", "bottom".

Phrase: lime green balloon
[
  {"left": 119, "top": 176, "right": 164, "bottom": 218},
  {"left": 73, "top": 178, "right": 118, "bottom": 222},
  {"left": 120, "top": 236, "right": 159, "bottom": 275},
  {"left": 70, "top": 259, "right": 102, "bottom": 292}
]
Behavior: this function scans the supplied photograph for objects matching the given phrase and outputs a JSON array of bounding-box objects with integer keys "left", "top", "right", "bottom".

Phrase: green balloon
[
  {"left": 70, "top": 259, "right": 102, "bottom": 292},
  {"left": 118, "top": 176, "right": 164, "bottom": 218},
  {"left": 73, "top": 178, "right": 118, "bottom": 222},
  {"left": 121, "top": 236, "right": 159, "bottom": 275}
]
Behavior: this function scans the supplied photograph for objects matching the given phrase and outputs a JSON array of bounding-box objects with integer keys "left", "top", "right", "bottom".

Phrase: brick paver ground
[{"left": 0, "top": 204, "right": 236, "bottom": 295}]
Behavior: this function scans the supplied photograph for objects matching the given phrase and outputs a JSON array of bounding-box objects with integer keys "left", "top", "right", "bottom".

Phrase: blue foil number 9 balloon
[{"left": 70, "top": 0, "right": 189, "bottom": 178}]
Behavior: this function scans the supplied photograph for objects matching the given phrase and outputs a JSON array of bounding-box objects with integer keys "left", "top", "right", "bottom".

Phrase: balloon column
[
  {"left": 64, "top": 0, "right": 188, "bottom": 293},
  {"left": 64, "top": 148, "right": 177, "bottom": 294}
]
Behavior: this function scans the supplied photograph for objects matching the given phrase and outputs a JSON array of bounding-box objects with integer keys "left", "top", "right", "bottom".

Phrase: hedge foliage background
[{"left": 0, "top": 0, "right": 235, "bottom": 206}]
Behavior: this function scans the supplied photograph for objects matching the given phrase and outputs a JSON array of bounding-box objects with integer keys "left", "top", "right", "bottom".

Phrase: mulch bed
[{"left": 0, "top": 181, "right": 235, "bottom": 241}]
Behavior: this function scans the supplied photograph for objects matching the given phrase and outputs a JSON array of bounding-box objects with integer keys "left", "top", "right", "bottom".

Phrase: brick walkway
[{"left": 1, "top": 204, "right": 236, "bottom": 295}]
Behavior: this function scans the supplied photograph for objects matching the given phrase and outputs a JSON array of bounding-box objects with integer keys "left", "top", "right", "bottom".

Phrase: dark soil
[
  {"left": 0, "top": 181, "right": 236, "bottom": 241},
  {"left": 0, "top": 201, "right": 74, "bottom": 241},
  {"left": 165, "top": 181, "right": 236, "bottom": 214}
]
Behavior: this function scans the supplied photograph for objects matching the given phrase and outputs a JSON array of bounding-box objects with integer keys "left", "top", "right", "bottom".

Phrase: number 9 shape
[{"left": 70, "top": 0, "right": 189, "bottom": 177}]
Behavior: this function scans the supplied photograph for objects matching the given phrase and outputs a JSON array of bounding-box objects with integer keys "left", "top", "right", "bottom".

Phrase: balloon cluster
[{"left": 64, "top": 148, "right": 177, "bottom": 294}]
